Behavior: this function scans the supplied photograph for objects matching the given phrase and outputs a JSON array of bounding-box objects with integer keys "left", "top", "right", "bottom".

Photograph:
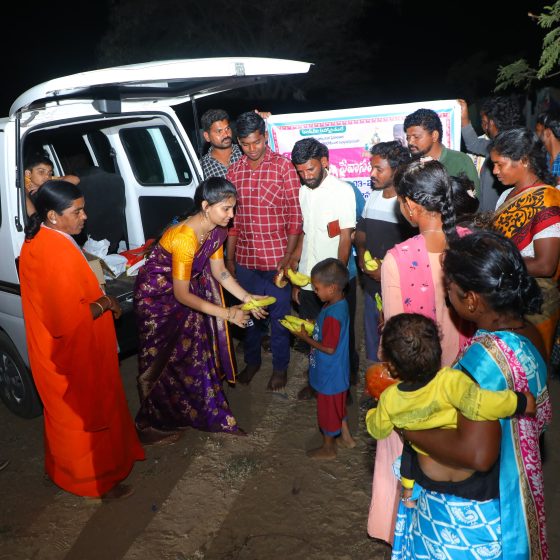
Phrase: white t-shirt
[{"left": 299, "top": 173, "right": 356, "bottom": 289}]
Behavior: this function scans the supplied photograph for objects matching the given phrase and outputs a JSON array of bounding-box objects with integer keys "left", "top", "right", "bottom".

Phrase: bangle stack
[{"left": 93, "top": 301, "right": 105, "bottom": 316}]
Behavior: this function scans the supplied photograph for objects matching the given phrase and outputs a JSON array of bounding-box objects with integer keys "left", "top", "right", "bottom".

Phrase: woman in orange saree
[
  {"left": 19, "top": 181, "right": 145, "bottom": 499},
  {"left": 491, "top": 128, "right": 560, "bottom": 361}
]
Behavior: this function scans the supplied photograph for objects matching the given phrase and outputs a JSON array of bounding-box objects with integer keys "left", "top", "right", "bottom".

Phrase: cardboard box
[
  {"left": 85, "top": 254, "right": 105, "bottom": 286},
  {"left": 83, "top": 251, "right": 117, "bottom": 286}
]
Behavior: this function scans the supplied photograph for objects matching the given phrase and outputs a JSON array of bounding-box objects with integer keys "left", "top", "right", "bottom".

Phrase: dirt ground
[{"left": 1, "top": 287, "right": 560, "bottom": 560}]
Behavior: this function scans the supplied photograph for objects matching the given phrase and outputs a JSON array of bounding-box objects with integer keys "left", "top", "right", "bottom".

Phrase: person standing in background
[
  {"left": 355, "top": 141, "right": 414, "bottom": 364},
  {"left": 199, "top": 109, "right": 243, "bottom": 179},
  {"left": 458, "top": 96, "right": 523, "bottom": 211},
  {"left": 289, "top": 138, "right": 356, "bottom": 400},
  {"left": 404, "top": 108, "right": 480, "bottom": 192},
  {"left": 226, "top": 112, "right": 303, "bottom": 391}
]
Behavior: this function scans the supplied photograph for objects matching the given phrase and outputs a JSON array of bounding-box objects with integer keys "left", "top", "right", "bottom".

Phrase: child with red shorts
[{"left": 291, "top": 258, "right": 356, "bottom": 459}]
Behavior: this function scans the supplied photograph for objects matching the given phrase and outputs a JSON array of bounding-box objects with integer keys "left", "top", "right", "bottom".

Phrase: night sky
[{"left": 2, "top": 1, "right": 546, "bottom": 118}]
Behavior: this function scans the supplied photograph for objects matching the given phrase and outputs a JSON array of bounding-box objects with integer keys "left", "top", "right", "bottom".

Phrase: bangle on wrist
[
  {"left": 101, "top": 295, "right": 111, "bottom": 308},
  {"left": 93, "top": 301, "right": 105, "bottom": 316}
]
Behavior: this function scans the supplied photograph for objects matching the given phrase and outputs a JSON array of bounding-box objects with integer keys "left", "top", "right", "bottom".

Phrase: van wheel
[{"left": 0, "top": 332, "right": 42, "bottom": 418}]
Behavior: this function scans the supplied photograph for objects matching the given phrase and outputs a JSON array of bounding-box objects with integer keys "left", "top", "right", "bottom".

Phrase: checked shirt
[{"left": 227, "top": 146, "right": 302, "bottom": 271}]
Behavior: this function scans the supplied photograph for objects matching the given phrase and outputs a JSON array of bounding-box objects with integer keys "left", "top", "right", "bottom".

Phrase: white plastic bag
[{"left": 83, "top": 236, "right": 110, "bottom": 259}]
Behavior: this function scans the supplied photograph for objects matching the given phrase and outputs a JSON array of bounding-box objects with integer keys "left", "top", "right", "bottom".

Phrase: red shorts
[{"left": 317, "top": 391, "right": 347, "bottom": 436}]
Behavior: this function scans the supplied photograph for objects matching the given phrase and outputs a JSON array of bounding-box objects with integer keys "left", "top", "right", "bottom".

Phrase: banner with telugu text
[{"left": 266, "top": 99, "right": 461, "bottom": 200}]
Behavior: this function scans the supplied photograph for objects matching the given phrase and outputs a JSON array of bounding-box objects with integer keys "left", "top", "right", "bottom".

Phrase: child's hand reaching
[{"left": 523, "top": 391, "right": 536, "bottom": 417}]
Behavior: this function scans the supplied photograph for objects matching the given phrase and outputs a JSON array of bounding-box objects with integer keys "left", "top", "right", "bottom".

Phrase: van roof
[{"left": 10, "top": 57, "right": 312, "bottom": 117}]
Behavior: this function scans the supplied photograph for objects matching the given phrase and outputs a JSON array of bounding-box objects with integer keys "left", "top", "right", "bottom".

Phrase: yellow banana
[
  {"left": 241, "top": 296, "right": 277, "bottom": 311},
  {"left": 279, "top": 318, "right": 314, "bottom": 336},
  {"left": 364, "top": 250, "right": 379, "bottom": 271},
  {"left": 279, "top": 319, "right": 297, "bottom": 332},
  {"left": 284, "top": 314, "right": 314, "bottom": 335},
  {"left": 286, "top": 268, "right": 311, "bottom": 287}
]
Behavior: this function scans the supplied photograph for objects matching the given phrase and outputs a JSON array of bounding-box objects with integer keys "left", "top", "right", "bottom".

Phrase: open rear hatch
[{"left": 10, "top": 57, "right": 312, "bottom": 116}]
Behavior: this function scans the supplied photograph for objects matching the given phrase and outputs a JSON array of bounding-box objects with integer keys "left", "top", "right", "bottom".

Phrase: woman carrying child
[
  {"left": 393, "top": 231, "right": 551, "bottom": 559},
  {"left": 368, "top": 160, "right": 474, "bottom": 544}
]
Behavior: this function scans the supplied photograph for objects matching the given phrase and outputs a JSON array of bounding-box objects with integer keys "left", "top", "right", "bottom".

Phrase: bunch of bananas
[
  {"left": 286, "top": 269, "right": 311, "bottom": 287},
  {"left": 363, "top": 250, "right": 381, "bottom": 272},
  {"left": 240, "top": 296, "right": 277, "bottom": 311},
  {"left": 279, "top": 314, "right": 314, "bottom": 335}
]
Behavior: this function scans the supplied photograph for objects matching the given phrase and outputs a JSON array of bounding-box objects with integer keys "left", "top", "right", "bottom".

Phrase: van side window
[{"left": 120, "top": 126, "right": 193, "bottom": 186}]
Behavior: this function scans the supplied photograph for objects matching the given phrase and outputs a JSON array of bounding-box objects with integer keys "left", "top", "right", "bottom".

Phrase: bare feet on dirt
[
  {"left": 296, "top": 384, "right": 316, "bottom": 400},
  {"left": 337, "top": 436, "right": 357, "bottom": 449},
  {"left": 237, "top": 364, "right": 261, "bottom": 385},
  {"left": 266, "top": 369, "right": 287, "bottom": 391},
  {"left": 306, "top": 445, "right": 337, "bottom": 460}
]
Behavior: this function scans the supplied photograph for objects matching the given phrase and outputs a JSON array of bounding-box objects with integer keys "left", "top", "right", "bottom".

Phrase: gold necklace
[{"left": 198, "top": 230, "right": 210, "bottom": 244}]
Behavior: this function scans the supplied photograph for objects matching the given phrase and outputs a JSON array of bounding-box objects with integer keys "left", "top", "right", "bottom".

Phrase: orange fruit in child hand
[{"left": 365, "top": 362, "right": 397, "bottom": 399}]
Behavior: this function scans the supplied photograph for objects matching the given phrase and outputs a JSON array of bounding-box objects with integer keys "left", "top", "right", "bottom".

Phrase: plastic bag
[
  {"left": 365, "top": 362, "right": 397, "bottom": 400},
  {"left": 83, "top": 236, "right": 109, "bottom": 259}
]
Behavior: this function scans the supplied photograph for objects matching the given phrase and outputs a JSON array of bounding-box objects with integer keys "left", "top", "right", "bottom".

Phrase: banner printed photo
[{"left": 267, "top": 99, "right": 461, "bottom": 199}]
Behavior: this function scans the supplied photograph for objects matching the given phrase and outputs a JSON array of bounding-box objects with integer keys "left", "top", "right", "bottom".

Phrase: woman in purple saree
[{"left": 134, "top": 178, "right": 265, "bottom": 444}]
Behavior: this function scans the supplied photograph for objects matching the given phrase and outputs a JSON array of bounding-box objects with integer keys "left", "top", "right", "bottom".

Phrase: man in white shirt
[{"left": 290, "top": 138, "right": 356, "bottom": 399}]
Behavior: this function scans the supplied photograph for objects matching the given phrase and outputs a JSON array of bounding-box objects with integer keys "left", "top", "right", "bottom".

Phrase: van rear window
[{"left": 120, "top": 126, "right": 193, "bottom": 186}]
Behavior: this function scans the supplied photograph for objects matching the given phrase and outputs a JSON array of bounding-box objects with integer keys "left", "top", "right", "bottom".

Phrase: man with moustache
[
  {"left": 354, "top": 141, "right": 414, "bottom": 362},
  {"left": 404, "top": 108, "right": 479, "bottom": 191},
  {"left": 199, "top": 109, "right": 243, "bottom": 179},
  {"left": 226, "top": 111, "right": 302, "bottom": 391},
  {"left": 290, "top": 138, "right": 357, "bottom": 400}
]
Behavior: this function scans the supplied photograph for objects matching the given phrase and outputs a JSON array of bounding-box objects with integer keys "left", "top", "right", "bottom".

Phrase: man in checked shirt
[
  {"left": 199, "top": 109, "right": 243, "bottom": 179},
  {"left": 226, "top": 111, "right": 303, "bottom": 391}
]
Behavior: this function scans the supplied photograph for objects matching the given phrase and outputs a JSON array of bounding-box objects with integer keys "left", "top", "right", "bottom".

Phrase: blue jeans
[
  {"left": 235, "top": 264, "right": 291, "bottom": 371},
  {"left": 364, "top": 291, "right": 381, "bottom": 361}
]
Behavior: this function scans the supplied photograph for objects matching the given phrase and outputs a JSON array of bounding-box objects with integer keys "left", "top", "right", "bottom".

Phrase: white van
[{"left": 0, "top": 57, "right": 311, "bottom": 418}]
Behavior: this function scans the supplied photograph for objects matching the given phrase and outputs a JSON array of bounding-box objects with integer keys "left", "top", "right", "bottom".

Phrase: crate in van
[{"left": 0, "top": 57, "right": 311, "bottom": 418}]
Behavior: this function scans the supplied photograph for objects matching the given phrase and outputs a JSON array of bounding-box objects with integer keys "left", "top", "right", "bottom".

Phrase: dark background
[{"left": 4, "top": 1, "right": 547, "bottom": 124}]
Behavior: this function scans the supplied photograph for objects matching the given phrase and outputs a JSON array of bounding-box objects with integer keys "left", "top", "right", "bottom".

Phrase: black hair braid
[
  {"left": 24, "top": 212, "right": 42, "bottom": 240},
  {"left": 516, "top": 268, "right": 543, "bottom": 316},
  {"left": 440, "top": 175, "right": 457, "bottom": 243}
]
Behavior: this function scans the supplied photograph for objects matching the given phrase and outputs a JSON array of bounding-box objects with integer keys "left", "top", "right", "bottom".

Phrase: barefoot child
[
  {"left": 366, "top": 313, "right": 536, "bottom": 505},
  {"left": 291, "top": 258, "right": 356, "bottom": 459}
]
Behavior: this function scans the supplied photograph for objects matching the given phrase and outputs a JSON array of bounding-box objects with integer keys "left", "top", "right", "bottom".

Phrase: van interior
[{"left": 21, "top": 117, "right": 197, "bottom": 355}]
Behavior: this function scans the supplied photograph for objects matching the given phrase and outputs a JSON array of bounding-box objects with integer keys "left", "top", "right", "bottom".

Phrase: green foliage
[
  {"left": 496, "top": 60, "right": 537, "bottom": 91},
  {"left": 496, "top": 1, "right": 560, "bottom": 91}
]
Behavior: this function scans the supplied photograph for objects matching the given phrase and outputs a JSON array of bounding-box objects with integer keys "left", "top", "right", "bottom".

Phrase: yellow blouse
[{"left": 159, "top": 223, "right": 223, "bottom": 281}]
